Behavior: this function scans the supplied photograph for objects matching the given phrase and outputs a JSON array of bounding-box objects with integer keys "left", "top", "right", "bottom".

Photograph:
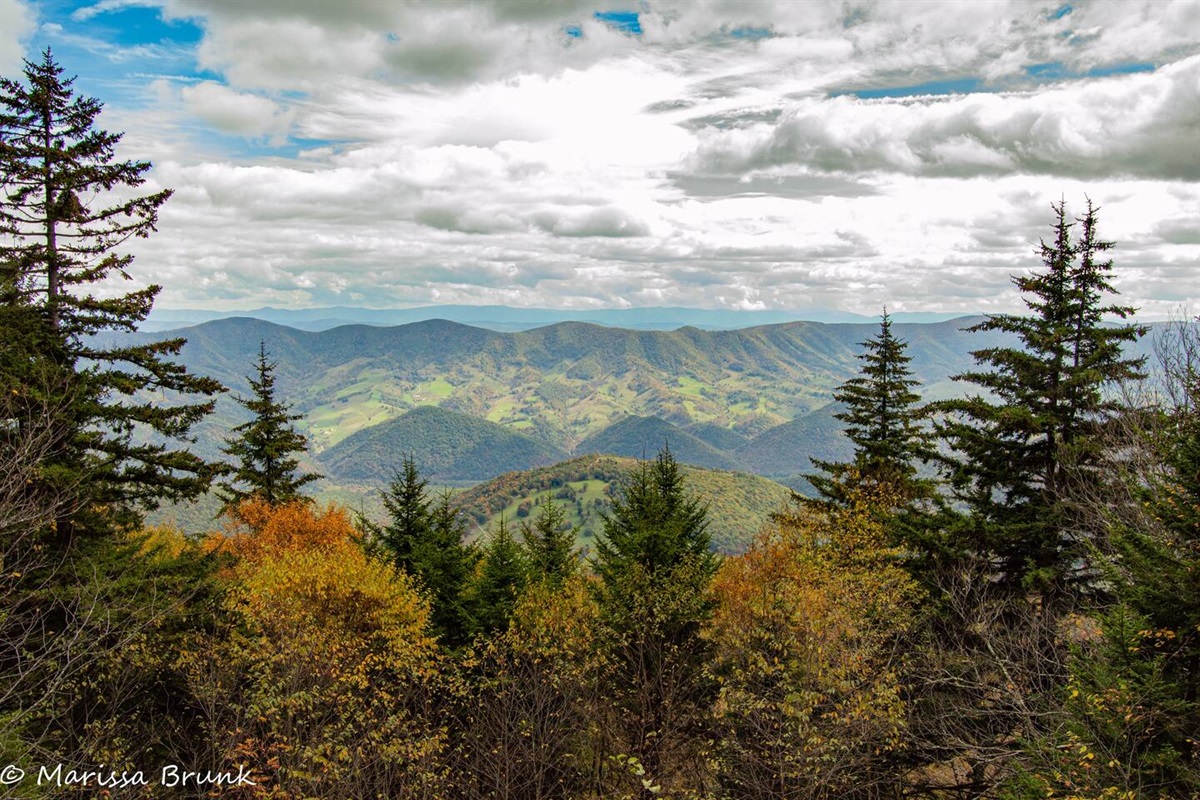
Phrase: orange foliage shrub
[
  {"left": 210, "top": 497, "right": 357, "bottom": 564},
  {"left": 184, "top": 498, "right": 446, "bottom": 797}
]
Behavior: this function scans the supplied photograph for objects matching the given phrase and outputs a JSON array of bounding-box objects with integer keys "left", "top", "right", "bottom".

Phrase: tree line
[{"left": 1, "top": 50, "right": 1196, "bottom": 799}]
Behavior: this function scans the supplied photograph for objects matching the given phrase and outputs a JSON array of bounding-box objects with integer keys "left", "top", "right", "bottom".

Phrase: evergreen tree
[
  {"left": 808, "top": 310, "right": 934, "bottom": 507},
  {"left": 0, "top": 48, "right": 221, "bottom": 540},
  {"left": 519, "top": 496, "right": 577, "bottom": 584},
  {"left": 937, "top": 199, "right": 1145, "bottom": 596},
  {"left": 0, "top": 51, "right": 222, "bottom": 770},
  {"left": 418, "top": 490, "right": 479, "bottom": 647},
  {"left": 468, "top": 516, "right": 528, "bottom": 637},
  {"left": 1110, "top": 317, "right": 1200, "bottom": 705},
  {"left": 375, "top": 454, "right": 432, "bottom": 572},
  {"left": 218, "top": 342, "right": 320, "bottom": 510},
  {"left": 365, "top": 459, "right": 476, "bottom": 646},
  {"left": 594, "top": 446, "right": 717, "bottom": 587},
  {"left": 592, "top": 446, "right": 719, "bottom": 796}
]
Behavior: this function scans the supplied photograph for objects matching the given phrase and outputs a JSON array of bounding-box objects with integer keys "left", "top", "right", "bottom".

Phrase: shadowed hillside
[
  {"left": 575, "top": 415, "right": 743, "bottom": 470},
  {"left": 319, "top": 405, "right": 568, "bottom": 482}
]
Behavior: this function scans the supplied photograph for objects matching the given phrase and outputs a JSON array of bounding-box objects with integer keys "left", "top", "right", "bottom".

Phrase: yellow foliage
[
  {"left": 129, "top": 523, "right": 190, "bottom": 560},
  {"left": 706, "top": 484, "right": 921, "bottom": 796},
  {"left": 185, "top": 499, "right": 445, "bottom": 797}
]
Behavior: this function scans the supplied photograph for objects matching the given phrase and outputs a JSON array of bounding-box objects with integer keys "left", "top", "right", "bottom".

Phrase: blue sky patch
[
  {"left": 24, "top": 2, "right": 205, "bottom": 107},
  {"left": 1025, "top": 61, "right": 1156, "bottom": 81},
  {"left": 594, "top": 11, "right": 641, "bottom": 36},
  {"left": 1050, "top": 4, "right": 1073, "bottom": 21},
  {"left": 729, "top": 26, "right": 772, "bottom": 41},
  {"left": 839, "top": 77, "right": 983, "bottom": 99}
]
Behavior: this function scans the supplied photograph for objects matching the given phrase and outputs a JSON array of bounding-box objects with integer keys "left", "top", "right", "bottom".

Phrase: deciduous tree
[{"left": 708, "top": 480, "right": 920, "bottom": 799}]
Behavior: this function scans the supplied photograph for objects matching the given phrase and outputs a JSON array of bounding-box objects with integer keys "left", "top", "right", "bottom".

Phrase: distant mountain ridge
[
  {"left": 117, "top": 315, "right": 1014, "bottom": 461},
  {"left": 142, "top": 304, "right": 975, "bottom": 333}
]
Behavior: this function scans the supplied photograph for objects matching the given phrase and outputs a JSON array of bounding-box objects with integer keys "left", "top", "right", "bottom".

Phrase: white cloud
[
  {"left": 180, "top": 81, "right": 294, "bottom": 142},
  {"left": 23, "top": 0, "right": 1197, "bottom": 317},
  {"left": 689, "top": 57, "right": 1200, "bottom": 180},
  {"left": 0, "top": 0, "right": 35, "bottom": 75}
]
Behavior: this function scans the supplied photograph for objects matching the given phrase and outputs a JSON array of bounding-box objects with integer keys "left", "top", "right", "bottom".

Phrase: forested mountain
[
  {"left": 110, "top": 315, "right": 1012, "bottom": 461},
  {"left": 108, "top": 314, "right": 1164, "bottom": 489},
  {"left": 734, "top": 401, "right": 855, "bottom": 479},
  {"left": 575, "top": 415, "right": 741, "bottom": 470},
  {"left": 140, "top": 304, "right": 968, "bottom": 332}
]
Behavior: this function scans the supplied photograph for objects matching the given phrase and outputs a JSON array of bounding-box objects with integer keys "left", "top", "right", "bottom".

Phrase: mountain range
[
  {"left": 114, "top": 314, "right": 1030, "bottom": 476},
  {"left": 141, "top": 304, "right": 974, "bottom": 333}
]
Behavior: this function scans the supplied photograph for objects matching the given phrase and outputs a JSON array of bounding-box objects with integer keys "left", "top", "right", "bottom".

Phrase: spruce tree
[
  {"left": 594, "top": 446, "right": 716, "bottom": 587},
  {"left": 366, "top": 459, "right": 477, "bottom": 646},
  {"left": 808, "top": 310, "right": 934, "bottom": 506},
  {"left": 592, "top": 446, "right": 719, "bottom": 795},
  {"left": 0, "top": 50, "right": 222, "bottom": 771},
  {"left": 218, "top": 342, "right": 320, "bottom": 510},
  {"left": 375, "top": 454, "right": 432, "bottom": 572},
  {"left": 938, "top": 199, "right": 1145, "bottom": 596},
  {"left": 469, "top": 515, "right": 529, "bottom": 637},
  {"left": 519, "top": 496, "right": 577, "bottom": 584},
  {"left": 419, "top": 490, "right": 479, "bottom": 648},
  {"left": 0, "top": 48, "right": 221, "bottom": 540}
]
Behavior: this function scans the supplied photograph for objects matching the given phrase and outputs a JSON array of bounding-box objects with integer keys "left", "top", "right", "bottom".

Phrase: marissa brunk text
[{"left": 31, "top": 763, "right": 256, "bottom": 788}]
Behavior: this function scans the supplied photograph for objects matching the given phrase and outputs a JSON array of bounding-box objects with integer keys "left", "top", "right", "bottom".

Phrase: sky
[{"left": 1, "top": 0, "right": 1197, "bottom": 318}]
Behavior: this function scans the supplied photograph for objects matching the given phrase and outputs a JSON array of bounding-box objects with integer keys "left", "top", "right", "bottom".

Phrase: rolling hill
[
  {"left": 575, "top": 415, "right": 742, "bottom": 471},
  {"left": 734, "top": 402, "right": 854, "bottom": 478},
  {"left": 451, "top": 455, "right": 794, "bottom": 554}
]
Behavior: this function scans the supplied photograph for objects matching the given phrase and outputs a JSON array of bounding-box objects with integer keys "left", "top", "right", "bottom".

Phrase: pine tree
[
  {"left": 519, "top": 496, "right": 577, "bottom": 584},
  {"left": 375, "top": 454, "right": 432, "bottom": 572},
  {"left": 808, "top": 310, "right": 934, "bottom": 507},
  {"left": 469, "top": 516, "right": 529, "bottom": 637},
  {"left": 218, "top": 342, "right": 320, "bottom": 510},
  {"left": 938, "top": 199, "right": 1146, "bottom": 596},
  {"left": 0, "top": 48, "right": 221, "bottom": 540}
]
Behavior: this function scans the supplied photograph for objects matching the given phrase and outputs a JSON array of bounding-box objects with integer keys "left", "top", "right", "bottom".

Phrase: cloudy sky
[{"left": 2, "top": 0, "right": 1197, "bottom": 317}]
